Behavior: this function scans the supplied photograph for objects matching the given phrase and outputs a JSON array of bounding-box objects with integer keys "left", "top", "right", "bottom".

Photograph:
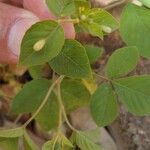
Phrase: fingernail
[{"left": 8, "top": 11, "right": 39, "bottom": 56}]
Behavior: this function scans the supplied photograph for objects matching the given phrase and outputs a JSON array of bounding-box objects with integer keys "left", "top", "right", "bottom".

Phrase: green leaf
[
  {"left": 90, "top": 8, "right": 119, "bottom": 32},
  {"left": 74, "top": 0, "right": 91, "bottom": 18},
  {"left": 139, "top": 0, "right": 150, "bottom": 8},
  {"left": 19, "top": 20, "right": 64, "bottom": 67},
  {"left": 84, "top": 45, "right": 103, "bottom": 64},
  {"left": 81, "top": 128, "right": 101, "bottom": 143},
  {"left": 59, "top": 133, "right": 74, "bottom": 150},
  {"left": 28, "top": 65, "right": 43, "bottom": 79},
  {"left": 23, "top": 131, "right": 39, "bottom": 150},
  {"left": 46, "top": 0, "right": 75, "bottom": 17},
  {"left": 71, "top": 131, "right": 102, "bottom": 150},
  {"left": 42, "top": 139, "right": 56, "bottom": 150},
  {"left": 0, "top": 127, "right": 24, "bottom": 138},
  {"left": 42, "top": 134, "right": 74, "bottom": 150},
  {"left": 11, "top": 79, "right": 50, "bottom": 114},
  {"left": 91, "top": 83, "right": 118, "bottom": 127},
  {"left": 36, "top": 79, "right": 91, "bottom": 131},
  {"left": 61, "top": 79, "right": 91, "bottom": 112},
  {"left": 120, "top": 3, "right": 150, "bottom": 58},
  {"left": 105, "top": 46, "right": 139, "bottom": 79},
  {"left": 81, "top": 22, "right": 104, "bottom": 39},
  {"left": 0, "top": 138, "right": 19, "bottom": 150},
  {"left": 35, "top": 92, "right": 59, "bottom": 131},
  {"left": 113, "top": 75, "right": 150, "bottom": 116},
  {"left": 49, "top": 40, "right": 92, "bottom": 79},
  {"left": 78, "top": 8, "right": 119, "bottom": 38}
]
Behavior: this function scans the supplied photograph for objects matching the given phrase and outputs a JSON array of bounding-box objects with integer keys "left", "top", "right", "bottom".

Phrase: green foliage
[
  {"left": 28, "top": 65, "right": 44, "bottom": 79},
  {"left": 36, "top": 79, "right": 90, "bottom": 131},
  {"left": 105, "top": 46, "right": 139, "bottom": 78},
  {"left": 0, "top": 138, "right": 19, "bottom": 150},
  {"left": 113, "top": 75, "right": 150, "bottom": 116},
  {"left": 19, "top": 20, "right": 64, "bottom": 67},
  {"left": 71, "top": 131, "right": 102, "bottom": 150},
  {"left": 42, "top": 134, "right": 74, "bottom": 150},
  {"left": 91, "top": 83, "right": 118, "bottom": 127},
  {"left": 23, "top": 131, "right": 39, "bottom": 150},
  {"left": 139, "top": 0, "right": 150, "bottom": 8},
  {"left": 61, "top": 79, "right": 91, "bottom": 112},
  {"left": 11, "top": 79, "right": 51, "bottom": 114},
  {"left": 49, "top": 40, "right": 92, "bottom": 79},
  {"left": 120, "top": 3, "right": 150, "bottom": 58},
  {"left": 84, "top": 45, "right": 103, "bottom": 64},
  {"left": 0, "top": 127, "right": 24, "bottom": 150},
  {"left": 77, "top": 8, "right": 119, "bottom": 38},
  {"left": 46, "top": 0, "right": 75, "bottom": 17},
  {"left": 42, "top": 139, "right": 56, "bottom": 150},
  {"left": 2, "top": 0, "right": 150, "bottom": 149},
  {"left": 35, "top": 92, "right": 59, "bottom": 131},
  {"left": 0, "top": 127, "right": 24, "bottom": 138},
  {"left": 82, "top": 128, "right": 101, "bottom": 143}
]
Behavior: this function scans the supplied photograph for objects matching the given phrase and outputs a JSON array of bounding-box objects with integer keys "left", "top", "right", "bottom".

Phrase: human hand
[{"left": 0, "top": 0, "right": 75, "bottom": 64}]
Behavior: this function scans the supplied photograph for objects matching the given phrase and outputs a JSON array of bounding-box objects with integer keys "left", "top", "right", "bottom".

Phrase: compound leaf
[
  {"left": 120, "top": 3, "right": 150, "bottom": 58},
  {"left": 78, "top": 8, "right": 119, "bottom": 38},
  {"left": 113, "top": 75, "right": 150, "bottom": 115}
]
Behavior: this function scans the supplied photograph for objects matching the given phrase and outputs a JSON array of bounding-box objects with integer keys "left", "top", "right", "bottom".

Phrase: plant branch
[
  {"left": 57, "top": 18, "right": 80, "bottom": 24},
  {"left": 57, "top": 78, "right": 77, "bottom": 132},
  {"left": 95, "top": 73, "right": 112, "bottom": 82},
  {"left": 23, "top": 76, "right": 64, "bottom": 128},
  {"left": 103, "top": 0, "right": 130, "bottom": 10}
]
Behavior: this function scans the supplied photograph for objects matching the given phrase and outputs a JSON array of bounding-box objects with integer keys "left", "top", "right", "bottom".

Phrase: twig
[
  {"left": 103, "top": 0, "right": 130, "bottom": 10},
  {"left": 57, "top": 78, "right": 77, "bottom": 132}
]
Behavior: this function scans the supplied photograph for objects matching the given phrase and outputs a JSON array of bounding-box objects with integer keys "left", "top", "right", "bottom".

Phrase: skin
[{"left": 0, "top": 0, "right": 75, "bottom": 64}]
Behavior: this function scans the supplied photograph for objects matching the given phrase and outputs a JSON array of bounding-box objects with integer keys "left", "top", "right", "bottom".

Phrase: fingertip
[
  {"left": 7, "top": 14, "right": 39, "bottom": 57},
  {"left": 23, "top": 0, "right": 55, "bottom": 20}
]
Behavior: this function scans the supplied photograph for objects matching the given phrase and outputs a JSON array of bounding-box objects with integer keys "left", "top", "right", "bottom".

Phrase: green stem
[
  {"left": 57, "top": 18, "right": 80, "bottom": 24},
  {"left": 14, "top": 114, "right": 22, "bottom": 125},
  {"left": 56, "top": 77, "right": 64, "bottom": 132},
  {"left": 23, "top": 76, "right": 64, "bottom": 128},
  {"left": 103, "top": 0, "right": 130, "bottom": 10},
  {"left": 95, "top": 73, "right": 112, "bottom": 82},
  {"left": 57, "top": 78, "right": 77, "bottom": 132},
  {"left": 52, "top": 135, "right": 59, "bottom": 149}
]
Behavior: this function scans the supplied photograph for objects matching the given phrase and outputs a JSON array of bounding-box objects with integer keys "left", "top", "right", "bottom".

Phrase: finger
[
  {"left": 0, "top": 2, "right": 39, "bottom": 64},
  {"left": 23, "top": 0, "right": 75, "bottom": 39},
  {"left": 0, "top": 0, "right": 23, "bottom": 7}
]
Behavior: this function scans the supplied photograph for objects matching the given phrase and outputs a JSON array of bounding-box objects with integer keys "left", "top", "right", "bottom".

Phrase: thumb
[
  {"left": 0, "top": 2, "right": 39, "bottom": 64},
  {"left": 23, "top": 0, "right": 75, "bottom": 39}
]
